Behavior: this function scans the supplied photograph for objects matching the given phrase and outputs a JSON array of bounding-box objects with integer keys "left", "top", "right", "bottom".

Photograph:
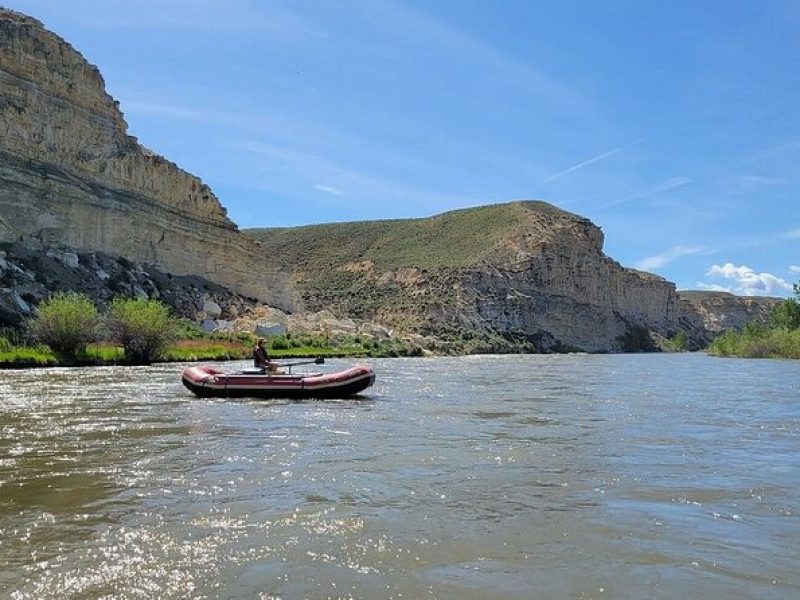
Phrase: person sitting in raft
[{"left": 253, "top": 338, "right": 279, "bottom": 373}]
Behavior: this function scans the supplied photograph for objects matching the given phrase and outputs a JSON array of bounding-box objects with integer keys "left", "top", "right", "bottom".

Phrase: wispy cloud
[
  {"left": 701, "top": 262, "right": 794, "bottom": 296},
  {"left": 634, "top": 245, "right": 708, "bottom": 271},
  {"left": 314, "top": 184, "right": 345, "bottom": 197},
  {"left": 790, "top": 265, "right": 800, "bottom": 274},
  {"left": 786, "top": 227, "right": 800, "bottom": 240},
  {"left": 727, "top": 174, "right": 786, "bottom": 192},
  {"left": 124, "top": 100, "right": 236, "bottom": 124},
  {"left": 229, "top": 139, "right": 475, "bottom": 214},
  {"left": 364, "top": 0, "right": 589, "bottom": 113},
  {"left": 744, "top": 140, "right": 800, "bottom": 164},
  {"left": 67, "top": 0, "right": 320, "bottom": 38},
  {"left": 600, "top": 176, "right": 692, "bottom": 210},
  {"left": 543, "top": 139, "right": 642, "bottom": 182}
]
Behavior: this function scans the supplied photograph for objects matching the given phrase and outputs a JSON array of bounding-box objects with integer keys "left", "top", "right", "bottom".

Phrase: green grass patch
[
  {"left": 246, "top": 201, "right": 584, "bottom": 271},
  {"left": 0, "top": 331, "right": 422, "bottom": 368},
  {"left": 0, "top": 345, "right": 57, "bottom": 367}
]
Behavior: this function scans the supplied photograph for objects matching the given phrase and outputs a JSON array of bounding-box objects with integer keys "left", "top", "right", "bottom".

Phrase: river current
[{"left": 0, "top": 353, "right": 798, "bottom": 599}]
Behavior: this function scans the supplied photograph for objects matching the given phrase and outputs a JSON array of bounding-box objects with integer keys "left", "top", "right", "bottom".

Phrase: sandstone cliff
[
  {"left": 0, "top": 8, "right": 293, "bottom": 309},
  {"left": 247, "top": 201, "right": 682, "bottom": 352},
  {"left": 677, "top": 291, "right": 782, "bottom": 347}
]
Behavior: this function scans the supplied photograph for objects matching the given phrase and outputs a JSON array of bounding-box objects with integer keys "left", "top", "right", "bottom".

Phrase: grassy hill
[
  {"left": 244, "top": 201, "right": 599, "bottom": 351},
  {"left": 246, "top": 201, "right": 588, "bottom": 271}
]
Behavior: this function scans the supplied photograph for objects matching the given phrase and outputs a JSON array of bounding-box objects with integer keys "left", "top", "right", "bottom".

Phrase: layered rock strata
[
  {"left": 248, "top": 201, "right": 683, "bottom": 353},
  {"left": 677, "top": 291, "right": 782, "bottom": 347},
  {"left": 0, "top": 8, "right": 293, "bottom": 309}
]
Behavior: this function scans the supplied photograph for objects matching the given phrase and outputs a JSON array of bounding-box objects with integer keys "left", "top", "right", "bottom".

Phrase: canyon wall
[
  {"left": 248, "top": 201, "right": 683, "bottom": 353},
  {"left": 0, "top": 9, "right": 294, "bottom": 309}
]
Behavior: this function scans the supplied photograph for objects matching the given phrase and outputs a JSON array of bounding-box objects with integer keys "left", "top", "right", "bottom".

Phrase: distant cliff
[
  {"left": 677, "top": 291, "right": 782, "bottom": 347},
  {"left": 0, "top": 8, "right": 293, "bottom": 309},
  {"left": 247, "top": 201, "right": 683, "bottom": 352}
]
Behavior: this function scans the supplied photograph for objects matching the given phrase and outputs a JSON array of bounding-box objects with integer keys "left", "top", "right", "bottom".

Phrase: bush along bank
[
  {"left": 707, "top": 285, "right": 800, "bottom": 359},
  {"left": 0, "top": 294, "right": 424, "bottom": 368}
]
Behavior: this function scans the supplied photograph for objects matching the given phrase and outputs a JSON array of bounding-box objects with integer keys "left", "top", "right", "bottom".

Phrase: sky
[{"left": 5, "top": 0, "right": 800, "bottom": 296}]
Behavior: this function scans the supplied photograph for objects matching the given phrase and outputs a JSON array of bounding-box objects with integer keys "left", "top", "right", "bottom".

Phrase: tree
[
  {"left": 108, "top": 298, "right": 176, "bottom": 364},
  {"left": 771, "top": 297, "right": 800, "bottom": 331},
  {"left": 28, "top": 291, "right": 100, "bottom": 359}
]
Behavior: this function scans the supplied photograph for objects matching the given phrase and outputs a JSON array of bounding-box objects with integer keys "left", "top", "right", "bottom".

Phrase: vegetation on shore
[
  {"left": 246, "top": 201, "right": 578, "bottom": 271},
  {"left": 708, "top": 283, "right": 800, "bottom": 359},
  {"left": 0, "top": 293, "right": 422, "bottom": 369}
]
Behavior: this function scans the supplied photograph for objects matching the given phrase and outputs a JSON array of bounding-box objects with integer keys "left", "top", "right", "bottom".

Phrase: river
[{"left": 0, "top": 353, "right": 798, "bottom": 599}]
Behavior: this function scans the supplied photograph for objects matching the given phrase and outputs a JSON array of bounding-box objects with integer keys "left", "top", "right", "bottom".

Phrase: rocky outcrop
[
  {"left": 0, "top": 242, "right": 261, "bottom": 330},
  {"left": 677, "top": 291, "right": 782, "bottom": 347},
  {"left": 0, "top": 9, "right": 294, "bottom": 309},
  {"left": 248, "top": 201, "right": 684, "bottom": 353}
]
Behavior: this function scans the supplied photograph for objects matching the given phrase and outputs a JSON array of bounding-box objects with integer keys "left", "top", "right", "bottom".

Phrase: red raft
[{"left": 181, "top": 364, "right": 376, "bottom": 399}]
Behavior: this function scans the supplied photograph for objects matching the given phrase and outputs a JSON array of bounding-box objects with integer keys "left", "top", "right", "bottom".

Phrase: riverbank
[
  {"left": 0, "top": 332, "right": 423, "bottom": 369},
  {"left": 707, "top": 327, "right": 800, "bottom": 359}
]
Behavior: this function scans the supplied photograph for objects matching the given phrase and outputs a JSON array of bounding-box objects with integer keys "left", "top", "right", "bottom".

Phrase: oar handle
[{"left": 278, "top": 357, "right": 326, "bottom": 368}]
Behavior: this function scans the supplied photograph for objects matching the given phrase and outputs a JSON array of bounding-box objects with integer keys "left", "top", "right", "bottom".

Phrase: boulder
[
  {"left": 61, "top": 252, "right": 79, "bottom": 268},
  {"left": 203, "top": 300, "right": 222, "bottom": 318}
]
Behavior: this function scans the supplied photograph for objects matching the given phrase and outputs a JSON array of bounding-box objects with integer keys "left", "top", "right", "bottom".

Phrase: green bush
[
  {"left": 270, "top": 335, "right": 290, "bottom": 350},
  {"left": 668, "top": 330, "right": 689, "bottom": 351},
  {"left": 108, "top": 298, "right": 176, "bottom": 364},
  {"left": 27, "top": 291, "right": 101, "bottom": 359},
  {"left": 708, "top": 327, "right": 800, "bottom": 359},
  {"left": 770, "top": 298, "right": 800, "bottom": 331}
]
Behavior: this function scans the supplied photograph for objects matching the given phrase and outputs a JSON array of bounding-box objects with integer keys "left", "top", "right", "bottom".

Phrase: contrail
[{"left": 543, "top": 138, "right": 642, "bottom": 182}]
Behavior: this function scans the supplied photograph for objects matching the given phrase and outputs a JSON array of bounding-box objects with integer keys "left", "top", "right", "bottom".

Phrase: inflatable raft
[{"left": 181, "top": 363, "right": 376, "bottom": 399}]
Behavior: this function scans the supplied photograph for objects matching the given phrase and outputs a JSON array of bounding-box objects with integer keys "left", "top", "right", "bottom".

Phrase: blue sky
[{"left": 6, "top": 0, "right": 800, "bottom": 296}]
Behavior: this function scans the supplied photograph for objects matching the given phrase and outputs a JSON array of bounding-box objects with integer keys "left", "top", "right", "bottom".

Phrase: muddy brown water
[{"left": 1, "top": 354, "right": 798, "bottom": 599}]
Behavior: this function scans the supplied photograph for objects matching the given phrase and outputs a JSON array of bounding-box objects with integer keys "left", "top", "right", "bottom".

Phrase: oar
[{"left": 277, "top": 357, "right": 325, "bottom": 373}]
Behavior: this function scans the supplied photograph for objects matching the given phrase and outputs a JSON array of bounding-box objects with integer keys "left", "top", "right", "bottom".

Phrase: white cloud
[
  {"left": 314, "top": 184, "right": 345, "bottom": 197},
  {"left": 696, "top": 282, "right": 731, "bottom": 293},
  {"left": 600, "top": 176, "right": 692, "bottom": 210},
  {"left": 790, "top": 265, "right": 800, "bottom": 274},
  {"left": 704, "top": 263, "right": 793, "bottom": 296},
  {"left": 634, "top": 245, "right": 707, "bottom": 271},
  {"left": 728, "top": 174, "right": 785, "bottom": 191},
  {"left": 543, "top": 139, "right": 642, "bottom": 182},
  {"left": 366, "top": 0, "right": 589, "bottom": 112}
]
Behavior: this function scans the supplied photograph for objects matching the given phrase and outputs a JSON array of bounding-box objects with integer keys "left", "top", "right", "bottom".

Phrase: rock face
[
  {"left": 0, "top": 242, "right": 261, "bottom": 329},
  {"left": 248, "top": 201, "right": 684, "bottom": 353},
  {"left": 0, "top": 9, "right": 293, "bottom": 309},
  {"left": 677, "top": 291, "right": 782, "bottom": 347}
]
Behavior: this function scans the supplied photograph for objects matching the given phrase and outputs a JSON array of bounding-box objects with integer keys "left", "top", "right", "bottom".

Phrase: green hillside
[{"left": 246, "top": 200, "right": 583, "bottom": 271}]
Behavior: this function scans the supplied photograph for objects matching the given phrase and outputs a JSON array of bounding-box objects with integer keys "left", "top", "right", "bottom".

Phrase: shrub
[
  {"left": 108, "top": 298, "right": 176, "bottom": 364},
  {"left": 770, "top": 298, "right": 800, "bottom": 331},
  {"left": 270, "top": 335, "right": 290, "bottom": 350},
  {"left": 27, "top": 291, "right": 101, "bottom": 359},
  {"left": 668, "top": 330, "right": 689, "bottom": 351}
]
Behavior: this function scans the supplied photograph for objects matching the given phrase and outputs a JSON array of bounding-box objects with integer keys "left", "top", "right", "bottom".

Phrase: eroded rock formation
[
  {"left": 248, "top": 201, "right": 685, "bottom": 353},
  {"left": 0, "top": 8, "right": 293, "bottom": 309},
  {"left": 677, "top": 291, "right": 782, "bottom": 347}
]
